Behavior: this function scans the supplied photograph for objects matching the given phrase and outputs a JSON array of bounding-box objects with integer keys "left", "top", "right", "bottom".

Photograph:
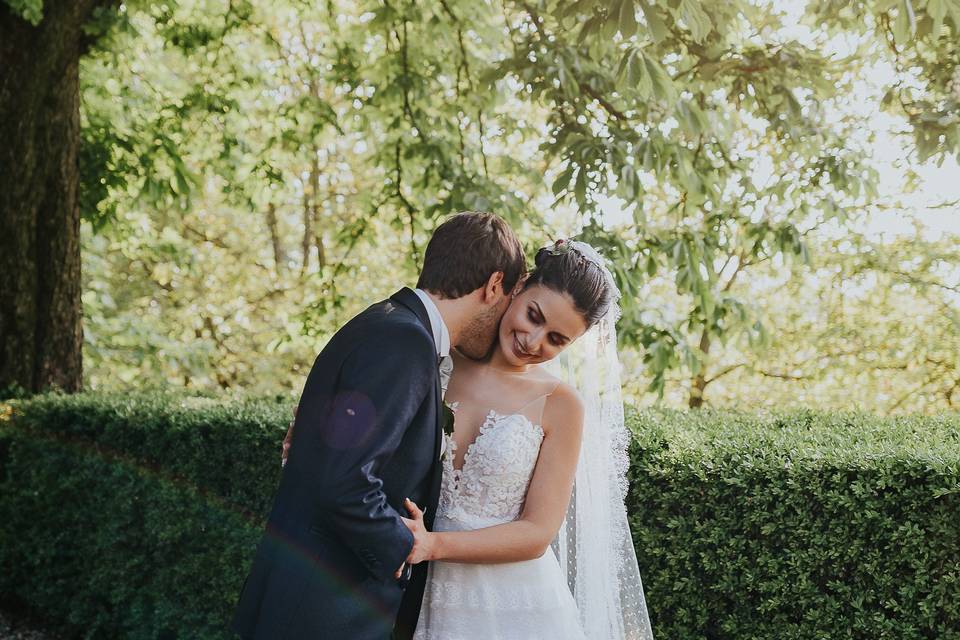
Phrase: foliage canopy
[{"left": 6, "top": 0, "right": 955, "bottom": 409}]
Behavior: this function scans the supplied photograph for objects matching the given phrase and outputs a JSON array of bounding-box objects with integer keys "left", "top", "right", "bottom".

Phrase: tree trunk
[
  {"left": 265, "top": 202, "right": 285, "bottom": 276},
  {"left": 300, "top": 148, "right": 321, "bottom": 276},
  {"left": 0, "top": 2, "right": 105, "bottom": 394},
  {"left": 300, "top": 183, "right": 313, "bottom": 276},
  {"left": 311, "top": 153, "right": 326, "bottom": 269},
  {"left": 688, "top": 329, "right": 711, "bottom": 409}
]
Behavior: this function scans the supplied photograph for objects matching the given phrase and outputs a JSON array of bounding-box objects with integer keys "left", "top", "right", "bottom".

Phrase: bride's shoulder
[
  {"left": 523, "top": 367, "right": 579, "bottom": 405},
  {"left": 545, "top": 381, "right": 583, "bottom": 412},
  {"left": 542, "top": 381, "right": 585, "bottom": 435}
]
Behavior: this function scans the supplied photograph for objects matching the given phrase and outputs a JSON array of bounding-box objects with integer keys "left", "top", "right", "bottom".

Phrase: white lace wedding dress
[{"left": 413, "top": 409, "right": 587, "bottom": 640}]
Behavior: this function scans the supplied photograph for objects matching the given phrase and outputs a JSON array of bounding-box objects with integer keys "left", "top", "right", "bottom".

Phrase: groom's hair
[{"left": 417, "top": 211, "right": 526, "bottom": 299}]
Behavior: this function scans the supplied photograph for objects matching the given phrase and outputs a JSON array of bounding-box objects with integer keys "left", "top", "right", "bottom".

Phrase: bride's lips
[{"left": 512, "top": 333, "right": 532, "bottom": 360}]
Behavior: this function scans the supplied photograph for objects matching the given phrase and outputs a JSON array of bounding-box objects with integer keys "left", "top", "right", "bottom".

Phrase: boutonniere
[{"left": 441, "top": 401, "right": 455, "bottom": 436}]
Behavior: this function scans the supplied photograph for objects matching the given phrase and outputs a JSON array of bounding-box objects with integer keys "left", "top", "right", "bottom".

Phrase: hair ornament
[
  {"left": 546, "top": 238, "right": 572, "bottom": 256},
  {"left": 567, "top": 240, "right": 623, "bottom": 310}
]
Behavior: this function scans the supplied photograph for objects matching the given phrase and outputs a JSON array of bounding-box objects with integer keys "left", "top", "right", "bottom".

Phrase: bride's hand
[{"left": 400, "top": 498, "right": 434, "bottom": 566}]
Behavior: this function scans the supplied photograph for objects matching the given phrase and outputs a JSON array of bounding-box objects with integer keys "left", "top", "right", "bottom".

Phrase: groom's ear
[{"left": 480, "top": 271, "right": 506, "bottom": 303}]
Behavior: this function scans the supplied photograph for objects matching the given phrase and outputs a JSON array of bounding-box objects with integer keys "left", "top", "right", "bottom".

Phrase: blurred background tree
[{"left": 2, "top": 0, "right": 957, "bottom": 412}]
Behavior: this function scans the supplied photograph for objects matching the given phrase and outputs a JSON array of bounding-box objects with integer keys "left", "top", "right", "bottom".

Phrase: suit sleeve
[{"left": 311, "top": 322, "right": 436, "bottom": 581}]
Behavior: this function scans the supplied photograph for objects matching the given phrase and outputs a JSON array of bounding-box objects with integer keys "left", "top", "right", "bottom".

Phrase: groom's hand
[
  {"left": 400, "top": 498, "right": 434, "bottom": 566},
  {"left": 281, "top": 405, "right": 297, "bottom": 467},
  {"left": 394, "top": 497, "right": 429, "bottom": 579}
]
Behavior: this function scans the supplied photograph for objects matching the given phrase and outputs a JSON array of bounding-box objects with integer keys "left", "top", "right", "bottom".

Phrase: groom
[{"left": 231, "top": 211, "right": 526, "bottom": 640}]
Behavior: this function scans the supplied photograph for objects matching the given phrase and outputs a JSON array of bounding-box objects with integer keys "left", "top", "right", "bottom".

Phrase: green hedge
[
  {"left": 1, "top": 393, "right": 959, "bottom": 639},
  {"left": 0, "top": 393, "right": 287, "bottom": 639},
  {"left": 626, "top": 408, "right": 960, "bottom": 639}
]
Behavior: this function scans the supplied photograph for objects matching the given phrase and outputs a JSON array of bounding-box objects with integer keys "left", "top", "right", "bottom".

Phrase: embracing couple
[{"left": 231, "top": 212, "right": 653, "bottom": 639}]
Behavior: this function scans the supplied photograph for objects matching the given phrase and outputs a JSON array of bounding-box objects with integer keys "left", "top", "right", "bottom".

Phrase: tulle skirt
[{"left": 413, "top": 515, "right": 587, "bottom": 640}]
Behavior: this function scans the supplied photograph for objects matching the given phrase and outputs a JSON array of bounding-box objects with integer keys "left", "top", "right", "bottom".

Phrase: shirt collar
[{"left": 413, "top": 288, "right": 450, "bottom": 358}]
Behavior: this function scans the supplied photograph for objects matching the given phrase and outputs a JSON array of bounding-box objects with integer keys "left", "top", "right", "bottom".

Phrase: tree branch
[
  {"left": 181, "top": 222, "right": 230, "bottom": 250},
  {"left": 704, "top": 362, "right": 745, "bottom": 384},
  {"left": 578, "top": 80, "right": 628, "bottom": 121},
  {"left": 394, "top": 142, "right": 419, "bottom": 264}
]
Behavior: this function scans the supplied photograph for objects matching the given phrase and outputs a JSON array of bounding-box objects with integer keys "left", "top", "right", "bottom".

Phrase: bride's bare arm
[{"left": 401, "top": 384, "right": 584, "bottom": 566}]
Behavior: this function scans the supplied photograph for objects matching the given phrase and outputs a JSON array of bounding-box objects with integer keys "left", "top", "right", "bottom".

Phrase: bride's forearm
[{"left": 429, "top": 520, "right": 551, "bottom": 564}]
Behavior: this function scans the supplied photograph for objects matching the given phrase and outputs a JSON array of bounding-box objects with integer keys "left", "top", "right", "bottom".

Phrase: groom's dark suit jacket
[{"left": 232, "top": 288, "right": 443, "bottom": 640}]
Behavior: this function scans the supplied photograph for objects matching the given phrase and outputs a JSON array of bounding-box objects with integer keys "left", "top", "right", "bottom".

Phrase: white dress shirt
[
  {"left": 414, "top": 288, "right": 453, "bottom": 461},
  {"left": 413, "top": 288, "right": 450, "bottom": 359}
]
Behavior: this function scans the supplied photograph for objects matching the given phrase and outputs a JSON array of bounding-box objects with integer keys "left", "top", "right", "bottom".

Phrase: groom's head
[{"left": 417, "top": 211, "right": 525, "bottom": 358}]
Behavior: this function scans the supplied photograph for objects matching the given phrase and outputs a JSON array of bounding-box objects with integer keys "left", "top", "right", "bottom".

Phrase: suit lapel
[
  {"left": 426, "top": 369, "right": 443, "bottom": 530},
  {"left": 389, "top": 288, "right": 445, "bottom": 639},
  {"left": 389, "top": 287, "right": 444, "bottom": 526},
  {"left": 389, "top": 287, "right": 434, "bottom": 345}
]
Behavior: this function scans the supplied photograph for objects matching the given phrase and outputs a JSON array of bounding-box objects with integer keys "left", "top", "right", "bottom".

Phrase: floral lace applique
[{"left": 438, "top": 410, "right": 545, "bottom": 525}]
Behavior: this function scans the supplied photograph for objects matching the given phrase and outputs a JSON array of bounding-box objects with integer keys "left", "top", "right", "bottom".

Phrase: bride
[{"left": 405, "top": 239, "right": 654, "bottom": 640}]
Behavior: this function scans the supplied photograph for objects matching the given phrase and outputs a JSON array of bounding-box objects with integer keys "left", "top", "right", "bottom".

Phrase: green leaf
[
  {"left": 700, "top": 288, "right": 715, "bottom": 320},
  {"left": 616, "top": 49, "right": 632, "bottom": 78},
  {"left": 619, "top": 0, "right": 638, "bottom": 38},
  {"left": 552, "top": 166, "right": 574, "bottom": 197},
  {"left": 559, "top": 0, "right": 594, "bottom": 22},
  {"left": 677, "top": 101, "right": 701, "bottom": 136},
  {"left": 678, "top": 0, "right": 712, "bottom": 42},
  {"left": 640, "top": 1, "right": 669, "bottom": 43},
  {"left": 620, "top": 163, "right": 638, "bottom": 199},
  {"left": 893, "top": 0, "right": 916, "bottom": 44},
  {"left": 4, "top": 0, "right": 43, "bottom": 25},
  {"left": 602, "top": 10, "right": 621, "bottom": 39},
  {"left": 577, "top": 15, "right": 599, "bottom": 45},
  {"left": 172, "top": 168, "right": 190, "bottom": 196},
  {"left": 944, "top": 0, "right": 960, "bottom": 31},
  {"left": 643, "top": 53, "right": 676, "bottom": 101},
  {"left": 627, "top": 51, "right": 653, "bottom": 97},
  {"left": 904, "top": 0, "right": 918, "bottom": 31},
  {"left": 557, "top": 58, "right": 580, "bottom": 97},
  {"left": 880, "top": 87, "right": 896, "bottom": 109},
  {"left": 574, "top": 167, "right": 588, "bottom": 206}
]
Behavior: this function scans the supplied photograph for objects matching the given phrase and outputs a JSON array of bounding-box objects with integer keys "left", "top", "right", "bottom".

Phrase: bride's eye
[{"left": 527, "top": 308, "right": 541, "bottom": 324}]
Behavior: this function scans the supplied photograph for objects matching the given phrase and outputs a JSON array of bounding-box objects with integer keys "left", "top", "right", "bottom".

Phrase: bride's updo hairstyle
[{"left": 524, "top": 240, "right": 613, "bottom": 328}]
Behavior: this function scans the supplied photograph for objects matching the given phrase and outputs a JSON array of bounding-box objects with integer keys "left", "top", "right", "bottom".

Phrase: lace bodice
[{"left": 438, "top": 410, "right": 545, "bottom": 528}]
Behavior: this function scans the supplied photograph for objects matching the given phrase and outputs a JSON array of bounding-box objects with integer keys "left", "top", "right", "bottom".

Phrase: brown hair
[
  {"left": 525, "top": 243, "right": 613, "bottom": 327},
  {"left": 417, "top": 211, "right": 526, "bottom": 299}
]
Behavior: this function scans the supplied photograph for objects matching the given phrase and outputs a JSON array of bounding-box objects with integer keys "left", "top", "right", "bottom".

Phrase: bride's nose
[{"left": 526, "top": 327, "right": 545, "bottom": 353}]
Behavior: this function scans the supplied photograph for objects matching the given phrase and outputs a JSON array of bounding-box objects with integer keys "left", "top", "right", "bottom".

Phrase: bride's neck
[{"left": 485, "top": 346, "right": 530, "bottom": 374}]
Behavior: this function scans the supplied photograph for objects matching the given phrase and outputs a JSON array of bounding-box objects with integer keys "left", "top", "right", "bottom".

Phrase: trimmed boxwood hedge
[
  {"left": 0, "top": 392, "right": 286, "bottom": 639},
  {"left": 1, "top": 393, "right": 958, "bottom": 639},
  {"left": 626, "top": 408, "right": 960, "bottom": 639}
]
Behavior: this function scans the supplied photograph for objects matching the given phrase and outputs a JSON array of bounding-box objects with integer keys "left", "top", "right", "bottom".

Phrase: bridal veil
[{"left": 546, "top": 241, "right": 654, "bottom": 640}]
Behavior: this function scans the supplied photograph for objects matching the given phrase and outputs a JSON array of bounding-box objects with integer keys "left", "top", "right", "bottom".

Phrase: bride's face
[{"left": 497, "top": 284, "right": 589, "bottom": 367}]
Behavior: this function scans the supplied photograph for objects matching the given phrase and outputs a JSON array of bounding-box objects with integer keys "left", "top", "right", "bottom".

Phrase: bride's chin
[{"left": 497, "top": 335, "right": 522, "bottom": 365}]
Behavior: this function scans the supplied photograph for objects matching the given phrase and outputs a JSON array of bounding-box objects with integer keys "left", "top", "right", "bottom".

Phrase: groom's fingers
[{"left": 404, "top": 497, "right": 423, "bottom": 519}]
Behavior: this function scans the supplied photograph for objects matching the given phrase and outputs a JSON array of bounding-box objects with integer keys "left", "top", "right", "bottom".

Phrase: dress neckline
[{"left": 447, "top": 409, "right": 544, "bottom": 476}]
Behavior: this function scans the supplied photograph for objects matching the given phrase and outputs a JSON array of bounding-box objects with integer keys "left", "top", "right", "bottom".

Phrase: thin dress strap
[{"left": 514, "top": 380, "right": 563, "bottom": 426}]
